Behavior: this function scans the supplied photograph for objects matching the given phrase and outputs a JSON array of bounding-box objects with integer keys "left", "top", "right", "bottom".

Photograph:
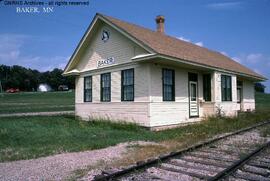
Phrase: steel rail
[
  {"left": 208, "top": 141, "right": 270, "bottom": 181},
  {"left": 94, "top": 120, "right": 270, "bottom": 181}
]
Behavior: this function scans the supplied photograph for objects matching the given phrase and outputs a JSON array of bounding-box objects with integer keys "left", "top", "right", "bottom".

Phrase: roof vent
[{"left": 155, "top": 15, "right": 165, "bottom": 34}]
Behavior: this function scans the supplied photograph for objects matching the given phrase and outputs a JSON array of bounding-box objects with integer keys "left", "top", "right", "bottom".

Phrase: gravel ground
[
  {"left": 113, "top": 127, "right": 270, "bottom": 181},
  {"left": 0, "top": 141, "right": 158, "bottom": 181}
]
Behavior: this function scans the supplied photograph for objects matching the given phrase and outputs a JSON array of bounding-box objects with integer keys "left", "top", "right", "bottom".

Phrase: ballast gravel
[{"left": 0, "top": 141, "right": 158, "bottom": 181}]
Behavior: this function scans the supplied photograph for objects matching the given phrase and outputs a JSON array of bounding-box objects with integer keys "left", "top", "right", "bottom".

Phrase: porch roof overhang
[{"left": 132, "top": 54, "right": 267, "bottom": 82}]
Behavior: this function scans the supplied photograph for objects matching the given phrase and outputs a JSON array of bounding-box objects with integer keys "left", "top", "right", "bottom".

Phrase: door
[{"left": 189, "top": 81, "right": 199, "bottom": 117}]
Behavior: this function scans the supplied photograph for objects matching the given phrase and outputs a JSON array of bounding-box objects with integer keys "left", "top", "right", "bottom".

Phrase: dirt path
[
  {"left": 0, "top": 141, "right": 157, "bottom": 181},
  {"left": 0, "top": 111, "right": 74, "bottom": 117}
]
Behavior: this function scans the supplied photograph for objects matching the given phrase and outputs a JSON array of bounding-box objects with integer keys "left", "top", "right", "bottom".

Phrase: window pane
[
  {"left": 227, "top": 88, "right": 232, "bottom": 101},
  {"left": 221, "top": 75, "right": 232, "bottom": 101},
  {"left": 101, "top": 73, "right": 111, "bottom": 101},
  {"left": 163, "top": 69, "right": 174, "bottom": 101},
  {"left": 191, "top": 84, "right": 196, "bottom": 101},
  {"left": 203, "top": 74, "right": 211, "bottom": 101},
  {"left": 227, "top": 76, "right": 231, "bottom": 88},
  {"left": 84, "top": 76, "right": 92, "bottom": 102},
  {"left": 122, "top": 69, "right": 134, "bottom": 101}
]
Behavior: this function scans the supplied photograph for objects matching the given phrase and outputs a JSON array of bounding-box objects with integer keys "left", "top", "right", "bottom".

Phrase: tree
[
  {"left": 0, "top": 64, "right": 75, "bottom": 91},
  {"left": 255, "top": 82, "right": 265, "bottom": 93}
]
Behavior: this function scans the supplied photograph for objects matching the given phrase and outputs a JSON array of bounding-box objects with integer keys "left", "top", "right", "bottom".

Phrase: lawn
[
  {"left": 0, "top": 92, "right": 270, "bottom": 162},
  {"left": 0, "top": 91, "right": 74, "bottom": 114},
  {"left": 1, "top": 108, "right": 270, "bottom": 162},
  {"left": 255, "top": 92, "right": 270, "bottom": 110}
]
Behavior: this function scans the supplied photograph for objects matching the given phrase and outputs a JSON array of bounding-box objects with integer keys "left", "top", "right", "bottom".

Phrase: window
[
  {"left": 84, "top": 76, "right": 92, "bottom": 102},
  {"left": 101, "top": 73, "right": 111, "bottom": 102},
  {"left": 203, "top": 74, "right": 211, "bottom": 101},
  {"left": 121, "top": 69, "right": 134, "bottom": 101},
  {"left": 221, "top": 75, "right": 232, "bottom": 101},
  {"left": 190, "top": 83, "right": 197, "bottom": 101},
  {"left": 162, "top": 69, "right": 175, "bottom": 101}
]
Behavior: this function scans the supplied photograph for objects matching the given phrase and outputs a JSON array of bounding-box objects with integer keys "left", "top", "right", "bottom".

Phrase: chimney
[{"left": 155, "top": 15, "right": 165, "bottom": 34}]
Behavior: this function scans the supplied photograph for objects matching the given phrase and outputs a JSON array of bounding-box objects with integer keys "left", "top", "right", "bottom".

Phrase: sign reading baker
[{"left": 97, "top": 57, "right": 115, "bottom": 68}]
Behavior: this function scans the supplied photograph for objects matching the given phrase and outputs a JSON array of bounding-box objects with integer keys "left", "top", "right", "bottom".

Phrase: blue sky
[{"left": 0, "top": 0, "right": 270, "bottom": 92}]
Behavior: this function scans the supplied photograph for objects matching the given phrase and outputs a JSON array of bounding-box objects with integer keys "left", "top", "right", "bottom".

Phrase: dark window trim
[
  {"left": 100, "top": 73, "right": 111, "bottom": 102},
  {"left": 162, "top": 68, "right": 175, "bottom": 101},
  {"left": 221, "top": 75, "right": 232, "bottom": 102},
  {"left": 121, "top": 68, "right": 134, "bottom": 101},
  {"left": 203, "top": 74, "right": 211, "bottom": 102},
  {"left": 84, "top": 76, "right": 92, "bottom": 102}
]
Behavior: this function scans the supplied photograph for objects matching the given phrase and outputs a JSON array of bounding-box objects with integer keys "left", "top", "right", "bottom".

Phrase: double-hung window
[
  {"left": 221, "top": 75, "right": 232, "bottom": 101},
  {"left": 121, "top": 69, "right": 134, "bottom": 101},
  {"left": 84, "top": 76, "right": 92, "bottom": 102},
  {"left": 203, "top": 74, "right": 211, "bottom": 101},
  {"left": 162, "top": 68, "right": 175, "bottom": 101},
  {"left": 101, "top": 73, "right": 111, "bottom": 102}
]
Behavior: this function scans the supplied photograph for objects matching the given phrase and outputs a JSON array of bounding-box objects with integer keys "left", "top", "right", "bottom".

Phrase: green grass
[
  {"left": 0, "top": 91, "right": 74, "bottom": 114},
  {"left": 0, "top": 92, "right": 270, "bottom": 162},
  {"left": 1, "top": 109, "right": 270, "bottom": 162},
  {"left": 255, "top": 92, "right": 270, "bottom": 110}
]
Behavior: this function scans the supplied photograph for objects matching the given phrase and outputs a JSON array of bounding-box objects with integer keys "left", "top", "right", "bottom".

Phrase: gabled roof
[
  {"left": 64, "top": 13, "right": 266, "bottom": 80},
  {"left": 99, "top": 13, "right": 265, "bottom": 80}
]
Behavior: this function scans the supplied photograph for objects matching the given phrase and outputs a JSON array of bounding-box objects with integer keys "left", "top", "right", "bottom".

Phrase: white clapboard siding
[
  {"left": 148, "top": 64, "right": 206, "bottom": 127},
  {"left": 75, "top": 77, "right": 84, "bottom": 104},
  {"left": 135, "top": 64, "right": 151, "bottom": 102},
  {"left": 75, "top": 102, "right": 150, "bottom": 127},
  {"left": 92, "top": 74, "right": 101, "bottom": 102},
  {"left": 75, "top": 63, "right": 151, "bottom": 126},
  {"left": 72, "top": 19, "right": 257, "bottom": 128},
  {"left": 242, "top": 80, "right": 255, "bottom": 111},
  {"left": 76, "top": 22, "right": 147, "bottom": 72},
  {"left": 149, "top": 102, "right": 189, "bottom": 127},
  {"left": 213, "top": 71, "right": 238, "bottom": 116},
  {"left": 111, "top": 71, "right": 121, "bottom": 102}
]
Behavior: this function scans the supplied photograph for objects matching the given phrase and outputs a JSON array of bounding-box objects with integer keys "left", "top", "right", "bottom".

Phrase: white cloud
[
  {"left": 177, "top": 36, "right": 204, "bottom": 47},
  {"left": 220, "top": 51, "right": 228, "bottom": 56},
  {"left": 232, "top": 53, "right": 269, "bottom": 65},
  {"left": 0, "top": 34, "right": 27, "bottom": 63},
  {"left": 206, "top": 2, "right": 242, "bottom": 10},
  {"left": 0, "top": 34, "right": 69, "bottom": 71},
  {"left": 177, "top": 36, "right": 191, "bottom": 42},
  {"left": 195, "top": 42, "right": 203, "bottom": 47},
  {"left": 246, "top": 53, "right": 263, "bottom": 64},
  {"left": 229, "top": 53, "right": 270, "bottom": 93},
  {"left": 232, "top": 56, "right": 241, "bottom": 63},
  {"left": 254, "top": 69, "right": 262, "bottom": 74}
]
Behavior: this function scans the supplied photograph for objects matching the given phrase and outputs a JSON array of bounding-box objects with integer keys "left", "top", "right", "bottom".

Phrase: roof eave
[
  {"left": 63, "top": 13, "right": 156, "bottom": 75},
  {"left": 132, "top": 54, "right": 267, "bottom": 81},
  {"left": 63, "top": 14, "right": 100, "bottom": 75}
]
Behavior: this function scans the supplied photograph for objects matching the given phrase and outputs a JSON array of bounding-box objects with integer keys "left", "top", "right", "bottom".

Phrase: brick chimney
[{"left": 155, "top": 15, "right": 165, "bottom": 34}]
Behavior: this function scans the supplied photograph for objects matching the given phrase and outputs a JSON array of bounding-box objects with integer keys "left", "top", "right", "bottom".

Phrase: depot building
[{"left": 63, "top": 13, "right": 266, "bottom": 129}]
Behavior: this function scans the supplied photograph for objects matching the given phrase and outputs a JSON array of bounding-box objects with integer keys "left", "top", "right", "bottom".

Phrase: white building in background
[
  {"left": 63, "top": 13, "right": 266, "bottom": 129},
  {"left": 37, "top": 84, "right": 52, "bottom": 92}
]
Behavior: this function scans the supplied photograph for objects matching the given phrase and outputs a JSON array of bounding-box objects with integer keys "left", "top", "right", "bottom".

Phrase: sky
[{"left": 0, "top": 0, "right": 270, "bottom": 92}]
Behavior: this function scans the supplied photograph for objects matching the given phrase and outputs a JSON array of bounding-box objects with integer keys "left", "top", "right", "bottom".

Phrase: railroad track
[
  {"left": 94, "top": 121, "right": 270, "bottom": 181},
  {"left": 220, "top": 141, "right": 270, "bottom": 181}
]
